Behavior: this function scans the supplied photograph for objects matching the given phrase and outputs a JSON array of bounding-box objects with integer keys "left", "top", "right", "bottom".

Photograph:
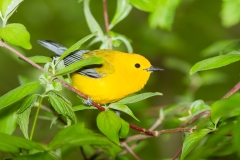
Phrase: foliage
[{"left": 0, "top": 0, "right": 240, "bottom": 159}]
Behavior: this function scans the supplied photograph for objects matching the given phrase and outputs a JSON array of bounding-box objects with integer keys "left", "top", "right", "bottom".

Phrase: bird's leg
[{"left": 82, "top": 97, "right": 93, "bottom": 106}]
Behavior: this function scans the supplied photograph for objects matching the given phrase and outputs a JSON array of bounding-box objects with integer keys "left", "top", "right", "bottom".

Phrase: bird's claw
[{"left": 82, "top": 97, "right": 93, "bottom": 106}]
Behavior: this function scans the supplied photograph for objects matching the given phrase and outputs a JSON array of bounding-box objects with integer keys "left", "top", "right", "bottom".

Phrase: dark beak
[{"left": 146, "top": 66, "right": 164, "bottom": 72}]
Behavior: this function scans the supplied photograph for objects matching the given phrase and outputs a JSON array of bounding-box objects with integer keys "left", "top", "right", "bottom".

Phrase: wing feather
[{"left": 38, "top": 40, "right": 101, "bottom": 78}]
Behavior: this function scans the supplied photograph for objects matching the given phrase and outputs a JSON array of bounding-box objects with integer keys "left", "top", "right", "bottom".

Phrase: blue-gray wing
[{"left": 37, "top": 40, "right": 101, "bottom": 78}]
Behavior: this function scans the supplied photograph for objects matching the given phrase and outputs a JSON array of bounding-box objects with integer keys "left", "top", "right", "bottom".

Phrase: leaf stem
[{"left": 30, "top": 96, "right": 43, "bottom": 140}]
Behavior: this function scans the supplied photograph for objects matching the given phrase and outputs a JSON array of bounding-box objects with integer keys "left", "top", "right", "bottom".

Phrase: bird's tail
[{"left": 37, "top": 40, "right": 67, "bottom": 55}]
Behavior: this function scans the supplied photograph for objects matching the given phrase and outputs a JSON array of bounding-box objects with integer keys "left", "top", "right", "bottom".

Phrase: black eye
[{"left": 135, "top": 63, "right": 141, "bottom": 68}]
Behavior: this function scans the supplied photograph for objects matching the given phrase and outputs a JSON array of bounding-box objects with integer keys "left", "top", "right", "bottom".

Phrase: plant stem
[
  {"left": 30, "top": 97, "right": 43, "bottom": 140},
  {"left": 102, "top": 0, "right": 112, "bottom": 49},
  {"left": 172, "top": 147, "right": 182, "bottom": 160},
  {"left": 0, "top": 41, "right": 44, "bottom": 72},
  {"left": 223, "top": 81, "right": 240, "bottom": 98},
  {"left": 178, "top": 110, "right": 210, "bottom": 128},
  {"left": 124, "top": 128, "right": 193, "bottom": 143},
  {"left": 130, "top": 124, "right": 157, "bottom": 136}
]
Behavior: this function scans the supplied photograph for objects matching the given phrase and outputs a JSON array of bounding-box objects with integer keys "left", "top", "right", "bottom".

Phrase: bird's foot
[{"left": 82, "top": 97, "right": 93, "bottom": 106}]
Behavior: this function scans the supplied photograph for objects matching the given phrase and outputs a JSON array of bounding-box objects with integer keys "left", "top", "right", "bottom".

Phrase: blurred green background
[{"left": 0, "top": 0, "right": 239, "bottom": 159}]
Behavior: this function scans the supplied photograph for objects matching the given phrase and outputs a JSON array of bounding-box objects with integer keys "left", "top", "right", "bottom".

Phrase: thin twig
[
  {"left": 129, "top": 124, "right": 157, "bottom": 136},
  {"left": 102, "top": 0, "right": 112, "bottom": 49},
  {"left": 178, "top": 110, "right": 210, "bottom": 128},
  {"left": 124, "top": 128, "right": 193, "bottom": 143},
  {"left": 121, "top": 113, "right": 164, "bottom": 155},
  {"left": 172, "top": 147, "right": 182, "bottom": 160},
  {"left": 122, "top": 142, "right": 141, "bottom": 160},
  {"left": 0, "top": 41, "right": 44, "bottom": 72},
  {"left": 223, "top": 81, "right": 240, "bottom": 98},
  {"left": 149, "top": 110, "right": 164, "bottom": 131}
]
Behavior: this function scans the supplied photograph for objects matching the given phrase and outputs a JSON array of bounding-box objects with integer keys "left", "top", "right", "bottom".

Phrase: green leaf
[
  {"left": 211, "top": 93, "right": 240, "bottom": 124},
  {"left": 108, "top": 103, "right": 139, "bottom": 121},
  {"left": 149, "top": 0, "right": 182, "bottom": 30},
  {"left": 48, "top": 91, "right": 77, "bottom": 124},
  {"left": 0, "top": 132, "right": 45, "bottom": 153},
  {"left": 0, "top": 23, "right": 31, "bottom": 49},
  {"left": 58, "top": 32, "right": 97, "bottom": 61},
  {"left": 48, "top": 123, "right": 91, "bottom": 149},
  {"left": 164, "top": 57, "right": 191, "bottom": 75},
  {"left": 84, "top": 0, "right": 104, "bottom": 41},
  {"left": 73, "top": 104, "right": 97, "bottom": 111},
  {"left": 17, "top": 107, "right": 31, "bottom": 139},
  {"left": 181, "top": 129, "right": 211, "bottom": 160},
  {"left": 189, "top": 100, "right": 211, "bottom": 116},
  {"left": 51, "top": 81, "right": 62, "bottom": 91},
  {"left": 190, "top": 53, "right": 240, "bottom": 75},
  {"left": 12, "top": 152, "right": 59, "bottom": 160},
  {"left": 17, "top": 94, "right": 39, "bottom": 114},
  {"left": 55, "top": 57, "right": 103, "bottom": 76},
  {"left": 119, "top": 119, "right": 129, "bottom": 138},
  {"left": 28, "top": 56, "right": 52, "bottom": 64},
  {"left": 200, "top": 71, "right": 228, "bottom": 85},
  {"left": 48, "top": 123, "right": 122, "bottom": 157},
  {"left": 1, "top": 0, "right": 23, "bottom": 19},
  {"left": 110, "top": 32, "right": 133, "bottom": 53},
  {"left": 96, "top": 110, "right": 122, "bottom": 145},
  {"left": 109, "top": 0, "right": 132, "bottom": 29},
  {"left": 48, "top": 90, "right": 71, "bottom": 106},
  {"left": 130, "top": 0, "right": 155, "bottom": 12},
  {"left": 0, "top": 0, "right": 12, "bottom": 17},
  {"left": 116, "top": 92, "right": 162, "bottom": 104},
  {"left": 221, "top": 0, "right": 240, "bottom": 27},
  {"left": 0, "top": 103, "right": 18, "bottom": 134},
  {"left": 201, "top": 39, "right": 239, "bottom": 57},
  {"left": 17, "top": 94, "right": 39, "bottom": 139},
  {"left": 0, "top": 81, "right": 40, "bottom": 109},
  {"left": 18, "top": 75, "right": 33, "bottom": 85}
]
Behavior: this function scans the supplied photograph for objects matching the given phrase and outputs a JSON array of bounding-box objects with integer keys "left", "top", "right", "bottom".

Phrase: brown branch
[
  {"left": 223, "top": 81, "right": 240, "bottom": 98},
  {"left": 121, "top": 116, "right": 163, "bottom": 155},
  {"left": 129, "top": 124, "right": 157, "bottom": 136},
  {"left": 0, "top": 41, "right": 44, "bottom": 72},
  {"left": 124, "top": 128, "right": 193, "bottom": 143},
  {"left": 172, "top": 147, "right": 182, "bottom": 160},
  {"left": 102, "top": 0, "right": 112, "bottom": 49},
  {"left": 178, "top": 110, "right": 211, "bottom": 128}
]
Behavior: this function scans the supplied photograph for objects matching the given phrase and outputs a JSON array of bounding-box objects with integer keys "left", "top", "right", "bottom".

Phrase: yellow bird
[{"left": 38, "top": 40, "right": 162, "bottom": 104}]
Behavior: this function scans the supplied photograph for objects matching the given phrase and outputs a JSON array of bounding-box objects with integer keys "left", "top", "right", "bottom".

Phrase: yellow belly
[{"left": 71, "top": 73, "right": 145, "bottom": 104}]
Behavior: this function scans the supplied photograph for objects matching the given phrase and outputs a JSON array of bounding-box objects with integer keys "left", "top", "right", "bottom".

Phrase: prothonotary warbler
[{"left": 38, "top": 40, "right": 162, "bottom": 104}]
